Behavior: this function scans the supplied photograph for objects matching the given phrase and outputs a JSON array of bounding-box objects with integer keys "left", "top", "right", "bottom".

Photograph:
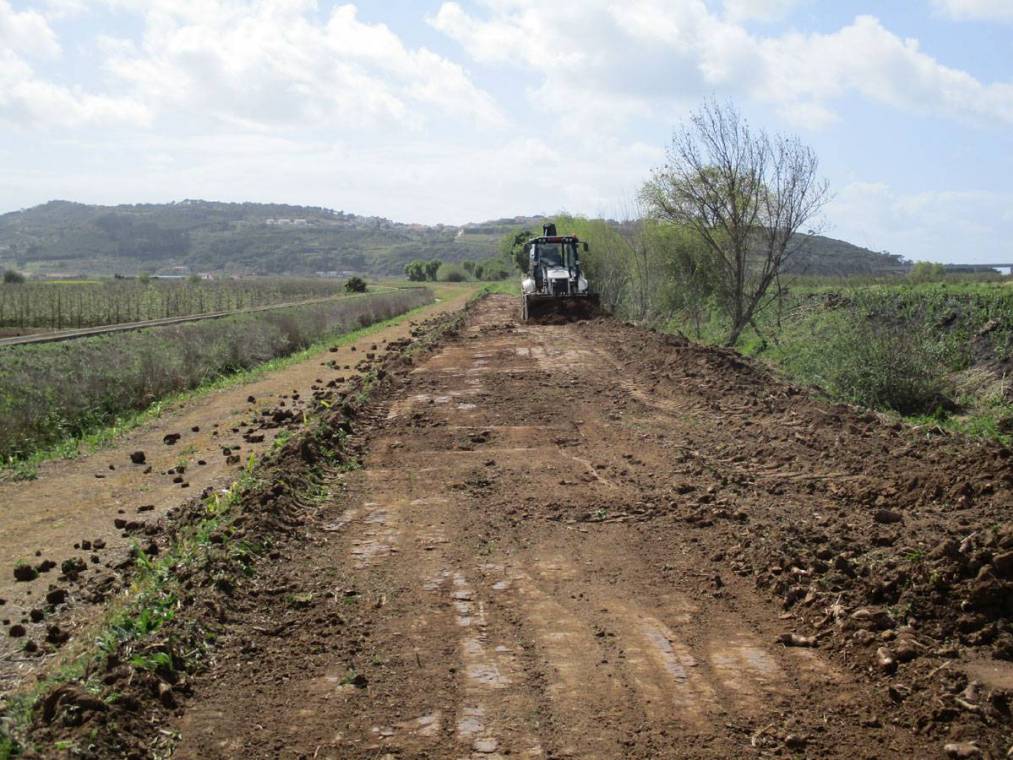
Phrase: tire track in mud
[{"left": 169, "top": 295, "right": 948, "bottom": 759}]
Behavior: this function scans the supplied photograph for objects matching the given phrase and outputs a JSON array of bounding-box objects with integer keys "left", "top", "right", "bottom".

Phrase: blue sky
[{"left": 1, "top": 0, "right": 1012, "bottom": 263}]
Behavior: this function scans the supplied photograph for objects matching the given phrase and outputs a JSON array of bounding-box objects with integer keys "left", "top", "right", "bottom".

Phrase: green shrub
[
  {"left": 344, "top": 276, "right": 367, "bottom": 293},
  {"left": 780, "top": 309, "right": 948, "bottom": 415},
  {"left": 436, "top": 263, "right": 469, "bottom": 282},
  {"left": 908, "top": 261, "right": 945, "bottom": 283}
]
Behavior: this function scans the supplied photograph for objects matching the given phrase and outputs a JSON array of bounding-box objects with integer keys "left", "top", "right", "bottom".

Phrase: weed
[
  {"left": 0, "top": 731, "right": 16, "bottom": 760},
  {"left": 128, "top": 651, "right": 174, "bottom": 674},
  {"left": 2, "top": 457, "right": 36, "bottom": 482}
]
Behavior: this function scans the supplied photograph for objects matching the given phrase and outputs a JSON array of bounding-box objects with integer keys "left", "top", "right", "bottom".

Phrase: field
[
  {"left": 1, "top": 293, "right": 1010, "bottom": 759},
  {"left": 0, "top": 287, "right": 432, "bottom": 465},
  {"left": 0, "top": 277, "right": 349, "bottom": 331}
]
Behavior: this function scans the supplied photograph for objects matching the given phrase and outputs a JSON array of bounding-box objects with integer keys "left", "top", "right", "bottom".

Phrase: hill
[
  {"left": 0, "top": 200, "right": 902, "bottom": 277},
  {"left": 784, "top": 234, "right": 907, "bottom": 276}
]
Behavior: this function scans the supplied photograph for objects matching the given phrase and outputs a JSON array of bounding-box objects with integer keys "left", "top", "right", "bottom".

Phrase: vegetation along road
[{"left": 3, "top": 293, "right": 1010, "bottom": 759}]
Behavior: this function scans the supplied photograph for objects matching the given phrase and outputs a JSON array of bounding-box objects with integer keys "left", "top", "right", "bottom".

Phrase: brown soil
[
  {"left": 0, "top": 287, "right": 475, "bottom": 696},
  {"left": 18, "top": 295, "right": 1013, "bottom": 758}
]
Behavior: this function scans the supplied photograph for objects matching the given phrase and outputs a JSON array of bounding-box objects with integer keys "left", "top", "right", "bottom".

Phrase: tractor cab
[{"left": 528, "top": 231, "right": 587, "bottom": 295}]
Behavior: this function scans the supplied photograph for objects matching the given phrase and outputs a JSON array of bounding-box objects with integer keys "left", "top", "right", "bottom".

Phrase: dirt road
[
  {"left": 0, "top": 286, "right": 476, "bottom": 696},
  {"left": 165, "top": 295, "right": 1012, "bottom": 759}
]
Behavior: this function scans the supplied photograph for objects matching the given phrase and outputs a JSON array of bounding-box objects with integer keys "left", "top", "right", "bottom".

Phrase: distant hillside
[
  {"left": 0, "top": 200, "right": 901, "bottom": 277},
  {"left": 784, "top": 235, "right": 907, "bottom": 276},
  {"left": 0, "top": 200, "right": 540, "bottom": 277}
]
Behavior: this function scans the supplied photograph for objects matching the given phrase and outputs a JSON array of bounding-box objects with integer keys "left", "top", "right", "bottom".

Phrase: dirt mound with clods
[{"left": 576, "top": 317, "right": 1013, "bottom": 743}]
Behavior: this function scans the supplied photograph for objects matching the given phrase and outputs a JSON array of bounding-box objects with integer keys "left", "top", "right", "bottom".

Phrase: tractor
[{"left": 521, "top": 223, "right": 600, "bottom": 322}]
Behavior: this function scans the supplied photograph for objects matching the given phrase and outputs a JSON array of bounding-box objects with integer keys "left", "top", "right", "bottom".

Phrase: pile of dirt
[
  {"left": 576, "top": 316, "right": 1013, "bottom": 748},
  {"left": 11, "top": 306, "right": 470, "bottom": 759}
]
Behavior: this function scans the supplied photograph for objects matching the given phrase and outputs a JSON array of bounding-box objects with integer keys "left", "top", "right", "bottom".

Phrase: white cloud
[
  {"left": 0, "top": 0, "right": 61, "bottom": 57},
  {"left": 0, "top": 0, "right": 149, "bottom": 127},
  {"left": 828, "top": 182, "right": 1013, "bottom": 264},
  {"left": 431, "top": 1, "right": 1013, "bottom": 130},
  {"left": 723, "top": 0, "right": 802, "bottom": 23},
  {"left": 931, "top": 0, "right": 1013, "bottom": 22},
  {"left": 99, "top": 1, "right": 503, "bottom": 130}
]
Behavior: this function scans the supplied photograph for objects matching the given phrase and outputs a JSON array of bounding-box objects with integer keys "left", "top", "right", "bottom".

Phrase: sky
[{"left": 1, "top": 0, "right": 1012, "bottom": 263}]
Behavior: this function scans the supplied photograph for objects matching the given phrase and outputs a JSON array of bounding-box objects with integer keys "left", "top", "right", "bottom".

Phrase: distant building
[{"left": 265, "top": 218, "right": 309, "bottom": 226}]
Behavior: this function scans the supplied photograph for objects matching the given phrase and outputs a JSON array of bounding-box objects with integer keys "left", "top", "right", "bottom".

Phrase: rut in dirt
[{"left": 170, "top": 295, "right": 1012, "bottom": 760}]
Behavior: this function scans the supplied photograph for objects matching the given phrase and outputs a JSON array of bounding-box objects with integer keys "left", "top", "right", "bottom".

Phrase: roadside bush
[
  {"left": 0, "top": 288, "right": 432, "bottom": 460},
  {"left": 908, "top": 261, "right": 946, "bottom": 283},
  {"left": 344, "top": 276, "right": 367, "bottom": 293},
  {"left": 437, "top": 263, "right": 469, "bottom": 282},
  {"left": 3, "top": 269, "right": 25, "bottom": 284},
  {"left": 780, "top": 309, "right": 949, "bottom": 415}
]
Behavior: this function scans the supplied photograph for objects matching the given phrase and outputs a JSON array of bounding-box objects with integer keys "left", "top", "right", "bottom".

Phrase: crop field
[
  {"left": 0, "top": 277, "right": 348, "bottom": 330},
  {"left": 0, "top": 287, "right": 432, "bottom": 463}
]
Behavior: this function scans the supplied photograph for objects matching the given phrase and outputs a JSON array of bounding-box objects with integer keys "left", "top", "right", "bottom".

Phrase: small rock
[
  {"left": 46, "top": 624, "right": 69, "bottom": 645},
  {"left": 894, "top": 638, "right": 923, "bottom": 663},
  {"left": 993, "top": 550, "right": 1013, "bottom": 579},
  {"left": 8, "top": 624, "right": 25, "bottom": 638},
  {"left": 784, "top": 734, "right": 807, "bottom": 750},
  {"left": 873, "top": 509, "right": 903, "bottom": 524},
  {"left": 162, "top": 433, "right": 181, "bottom": 446},
  {"left": 129, "top": 451, "right": 146, "bottom": 464},
  {"left": 13, "top": 564, "right": 38, "bottom": 582},
  {"left": 473, "top": 737, "right": 499, "bottom": 753},
  {"left": 61, "top": 557, "right": 87, "bottom": 577},
  {"left": 777, "top": 633, "right": 816, "bottom": 647},
  {"left": 944, "top": 742, "right": 981, "bottom": 758},
  {"left": 876, "top": 647, "right": 897, "bottom": 674},
  {"left": 46, "top": 587, "right": 68, "bottom": 606},
  {"left": 157, "top": 681, "right": 176, "bottom": 708}
]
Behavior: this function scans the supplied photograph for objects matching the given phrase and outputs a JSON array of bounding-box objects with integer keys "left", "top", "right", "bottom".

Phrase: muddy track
[{"left": 23, "top": 295, "right": 1013, "bottom": 758}]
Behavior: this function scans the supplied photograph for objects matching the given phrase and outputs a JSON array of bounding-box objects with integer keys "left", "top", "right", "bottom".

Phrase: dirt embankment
[{"left": 10, "top": 294, "right": 1013, "bottom": 759}]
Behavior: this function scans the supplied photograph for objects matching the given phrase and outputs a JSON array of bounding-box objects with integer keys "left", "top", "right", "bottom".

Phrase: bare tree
[{"left": 643, "top": 100, "right": 829, "bottom": 346}]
